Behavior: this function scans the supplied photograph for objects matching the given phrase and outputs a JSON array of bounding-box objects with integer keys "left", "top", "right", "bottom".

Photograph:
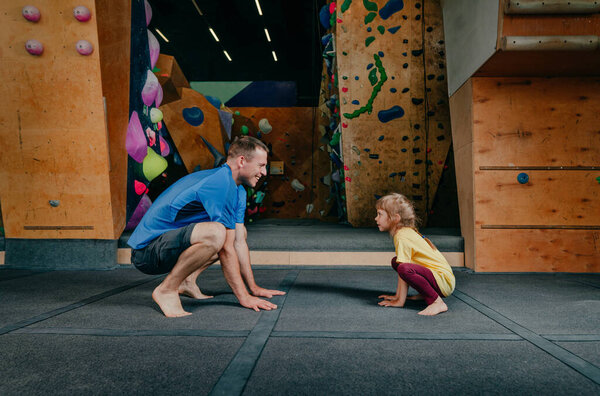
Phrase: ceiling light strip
[
  {"left": 272, "top": 50, "right": 278, "bottom": 61},
  {"left": 223, "top": 50, "right": 232, "bottom": 61},
  {"left": 155, "top": 29, "right": 169, "bottom": 43},
  {"left": 191, "top": 0, "right": 203, "bottom": 16},
  {"left": 264, "top": 28, "right": 271, "bottom": 42},
  {"left": 209, "top": 28, "right": 220, "bottom": 42},
  {"left": 255, "top": 0, "right": 263, "bottom": 16}
]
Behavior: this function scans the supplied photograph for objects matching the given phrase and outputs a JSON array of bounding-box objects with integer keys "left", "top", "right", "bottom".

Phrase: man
[{"left": 128, "top": 136, "right": 285, "bottom": 317}]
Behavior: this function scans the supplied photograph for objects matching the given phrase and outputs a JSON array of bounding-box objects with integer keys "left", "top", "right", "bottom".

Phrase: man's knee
[{"left": 192, "top": 222, "right": 226, "bottom": 252}]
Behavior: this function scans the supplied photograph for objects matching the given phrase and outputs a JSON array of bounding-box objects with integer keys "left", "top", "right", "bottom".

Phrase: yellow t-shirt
[{"left": 393, "top": 227, "right": 455, "bottom": 297}]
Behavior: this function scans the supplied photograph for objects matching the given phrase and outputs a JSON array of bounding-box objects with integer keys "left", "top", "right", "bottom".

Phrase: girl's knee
[{"left": 395, "top": 263, "right": 413, "bottom": 276}]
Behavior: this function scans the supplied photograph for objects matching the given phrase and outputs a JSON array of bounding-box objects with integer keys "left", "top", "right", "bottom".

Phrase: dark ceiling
[{"left": 147, "top": 0, "right": 327, "bottom": 106}]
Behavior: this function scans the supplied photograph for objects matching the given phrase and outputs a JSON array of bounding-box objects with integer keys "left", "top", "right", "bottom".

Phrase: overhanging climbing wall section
[
  {"left": 335, "top": 0, "right": 452, "bottom": 227},
  {"left": 0, "top": 0, "right": 130, "bottom": 240}
]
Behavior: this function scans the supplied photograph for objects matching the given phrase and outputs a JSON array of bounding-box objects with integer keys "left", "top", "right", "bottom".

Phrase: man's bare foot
[
  {"left": 418, "top": 296, "right": 448, "bottom": 316},
  {"left": 407, "top": 294, "right": 424, "bottom": 301},
  {"left": 178, "top": 280, "right": 213, "bottom": 299},
  {"left": 378, "top": 299, "right": 405, "bottom": 308},
  {"left": 152, "top": 285, "right": 192, "bottom": 318}
]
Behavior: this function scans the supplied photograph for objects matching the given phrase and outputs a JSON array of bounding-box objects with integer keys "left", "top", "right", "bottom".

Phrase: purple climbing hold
[
  {"left": 379, "top": 0, "right": 404, "bottom": 20},
  {"left": 141, "top": 70, "right": 159, "bottom": 106},
  {"left": 125, "top": 194, "right": 152, "bottom": 231},
  {"left": 183, "top": 107, "right": 204, "bottom": 126},
  {"left": 155, "top": 83, "right": 163, "bottom": 107},
  {"left": 144, "top": 0, "right": 152, "bottom": 26},
  {"left": 148, "top": 30, "right": 160, "bottom": 69},
  {"left": 126, "top": 111, "right": 148, "bottom": 163},
  {"left": 378, "top": 105, "right": 405, "bottom": 123}
]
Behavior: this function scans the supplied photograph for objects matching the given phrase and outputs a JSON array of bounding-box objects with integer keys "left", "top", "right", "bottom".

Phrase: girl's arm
[{"left": 378, "top": 274, "right": 408, "bottom": 307}]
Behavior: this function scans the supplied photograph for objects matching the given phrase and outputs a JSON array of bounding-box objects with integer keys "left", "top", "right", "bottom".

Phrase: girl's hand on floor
[
  {"left": 378, "top": 294, "right": 397, "bottom": 300},
  {"left": 378, "top": 299, "right": 404, "bottom": 308}
]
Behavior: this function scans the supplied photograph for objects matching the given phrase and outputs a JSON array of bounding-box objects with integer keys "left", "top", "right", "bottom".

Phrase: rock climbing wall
[
  {"left": 334, "top": 0, "right": 452, "bottom": 226},
  {"left": 0, "top": 0, "right": 130, "bottom": 239},
  {"left": 229, "top": 108, "right": 333, "bottom": 221}
]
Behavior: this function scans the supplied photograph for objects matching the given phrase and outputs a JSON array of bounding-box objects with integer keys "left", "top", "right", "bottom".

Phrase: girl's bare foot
[
  {"left": 418, "top": 296, "right": 448, "bottom": 316},
  {"left": 152, "top": 285, "right": 192, "bottom": 318},
  {"left": 378, "top": 299, "right": 405, "bottom": 308},
  {"left": 178, "top": 280, "right": 213, "bottom": 299},
  {"left": 407, "top": 294, "right": 424, "bottom": 301}
]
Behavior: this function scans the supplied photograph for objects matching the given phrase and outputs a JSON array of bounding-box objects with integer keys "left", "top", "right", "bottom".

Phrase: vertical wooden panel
[
  {"left": 449, "top": 79, "right": 475, "bottom": 269},
  {"left": 0, "top": 0, "right": 123, "bottom": 239}
]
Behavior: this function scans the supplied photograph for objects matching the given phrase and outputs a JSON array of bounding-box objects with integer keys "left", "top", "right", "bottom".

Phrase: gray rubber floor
[{"left": 1, "top": 266, "right": 599, "bottom": 395}]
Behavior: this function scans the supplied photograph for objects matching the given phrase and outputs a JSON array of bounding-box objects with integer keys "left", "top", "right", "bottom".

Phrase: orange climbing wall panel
[
  {"left": 230, "top": 107, "right": 332, "bottom": 220},
  {"left": 451, "top": 77, "right": 600, "bottom": 272},
  {"left": 335, "top": 0, "right": 452, "bottom": 227},
  {"left": 0, "top": 0, "right": 130, "bottom": 240}
]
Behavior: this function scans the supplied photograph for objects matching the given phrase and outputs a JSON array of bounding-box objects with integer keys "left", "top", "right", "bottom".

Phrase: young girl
[{"left": 375, "top": 193, "right": 455, "bottom": 316}]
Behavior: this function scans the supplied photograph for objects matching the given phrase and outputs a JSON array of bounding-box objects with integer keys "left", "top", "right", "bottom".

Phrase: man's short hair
[{"left": 227, "top": 136, "right": 269, "bottom": 160}]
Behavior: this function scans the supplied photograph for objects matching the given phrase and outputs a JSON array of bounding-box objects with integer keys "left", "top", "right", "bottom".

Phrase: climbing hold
[
  {"left": 377, "top": 25, "right": 385, "bottom": 34},
  {"left": 390, "top": 88, "right": 397, "bottom": 93},
  {"left": 368, "top": 68, "right": 378, "bottom": 86},
  {"left": 369, "top": 154, "right": 380, "bottom": 159},
  {"left": 388, "top": 26, "right": 401, "bottom": 34},
  {"left": 378, "top": 106, "right": 405, "bottom": 122},
  {"left": 75, "top": 40, "right": 94, "bottom": 55},
  {"left": 134, "top": 180, "right": 148, "bottom": 195},
  {"left": 25, "top": 40, "right": 43, "bottom": 55},
  {"left": 155, "top": 83, "right": 163, "bottom": 107},
  {"left": 259, "top": 118, "right": 272, "bottom": 134},
  {"left": 22, "top": 6, "right": 41, "bottom": 22},
  {"left": 150, "top": 108, "right": 163, "bottom": 124},
  {"left": 352, "top": 100, "right": 360, "bottom": 105},
  {"left": 291, "top": 179, "right": 305, "bottom": 192},
  {"left": 319, "top": 5, "right": 331, "bottom": 29},
  {"left": 125, "top": 194, "right": 152, "bottom": 230},
  {"left": 148, "top": 30, "right": 160, "bottom": 69},
  {"left": 365, "top": 36, "right": 376, "bottom": 47},
  {"left": 379, "top": 0, "right": 404, "bottom": 20},
  {"left": 199, "top": 136, "right": 226, "bottom": 168},
  {"left": 412, "top": 98, "right": 424, "bottom": 105},
  {"left": 183, "top": 107, "right": 204, "bottom": 127},
  {"left": 145, "top": 127, "right": 156, "bottom": 146},
  {"left": 378, "top": 135, "right": 384, "bottom": 141},
  {"left": 159, "top": 135, "right": 170, "bottom": 156},
  {"left": 205, "top": 95, "right": 222, "bottom": 109},
  {"left": 402, "top": 88, "right": 410, "bottom": 93},
  {"left": 306, "top": 203, "right": 314, "bottom": 214},
  {"left": 126, "top": 111, "right": 147, "bottom": 163},
  {"left": 255, "top": 191, "right": 265, "bottom": 204},
  {"left": 73, "top": 6, "right": 91, "bottom": 22},
  {"left": 144, "top": 0, "right": 152, "bottom": 25},
  {"left": 273, "top": 201, "right": 285, "bottom": 208},
  {"left": 234, "top": 111, "right": 240, "bottom": 115},
  {"left": 241, "top": 125, "right": 249, "bottom": 135},
  {"left": 367, "top": 63, "right": 374, "bottom": 70},
  {"left": 142, "top": 147, "right": 168, "bottom": 182},
  {"left": 142, "top": 70, "right": 159, "bottom": 106},
  {"left": 517, "top": 173, "right": 529, "bottom": 184},
  {"left": 364, "top": 12, "right": 377, "bottom": 24},
  {"left": 412, "top": 49, "right": 424, "bottom": 56}
]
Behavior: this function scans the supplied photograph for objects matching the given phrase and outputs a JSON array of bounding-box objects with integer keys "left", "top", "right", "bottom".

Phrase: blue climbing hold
[
  {"left": 380, "top": 0, "right": 404, "bottom": 20},
  {"left": 378, "top": 105, "right": 405, "bottom": 123},
  {"left": 352, "top": 100, "right": 360, "bottom": 105},
  {"left": 319, "top": 5, "right": 330, "bottom": 29},
  {"left": 517, "top": 173, "right": 529, "bottom": 184},
  {"left": 388, "top": 26, "right": 401, "bottom": 34},
  {"left": 183, "top": 107, "right": 204, "bottom": 126},
  {"left": 205, "top": 95, "right": 221, "bottom": 109}
]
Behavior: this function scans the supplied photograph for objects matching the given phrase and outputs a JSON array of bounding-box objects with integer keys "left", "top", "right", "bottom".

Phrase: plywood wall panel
[
  {"left": 476, "top": 229, "right": 600, "bottom": 272},
  {"left": 502, "top": 14, "right": 600, "bottom": 37},
  {"left": 475, "top": 170, "right": 599, "bottom": 226},
  {"left": 0, "top": 0, "right": 123, "bottom": 240},
  {"left": 472, "top": 77, "right": 600, "bottom": 168}
]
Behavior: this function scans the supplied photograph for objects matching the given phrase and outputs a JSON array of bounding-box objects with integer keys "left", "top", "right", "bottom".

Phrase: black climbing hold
[
  {"left": 399, "top": 171, "right": 406, "bottom": 176},
  {"left": 402, "top": 136, "right": 409, "bottom": 141},
  {"left": 378, "top": 135, "right": 384, "bottom": 141},
  {"left": 413, "top": 136, "right": 420, "bottom": 141},
  {"left": 436, "top": 75, "right": 445, "bottom": 81},
  {"left": 413, "top": 148, "right": 420, "bottom": 153},
  {"left": 403, "top": 63, "right": 409, "bottom": 68},
  {"left": 402, "top": 52, "right": 407, "bottom": 56},
  {"left": 403, "top": 15, "right": 408, "bottom": 20},
  {"left": 436, "top": 135, "right": 445, "bottom": 141},
  {"left": 369, "top": 154, "right": 380, "bottom": 159},
  {"left": 427, "top": 111, "right": 435, "bottom": 116},
  {"left": 374, "top": 194, "right": 382, "bottom": 200},
  {"left": 415, "top": 14, "right": 421, "bottom": 20},
  {"left": 401, "top": 148, "right": 407, "bottom": 152},
  {"left": 415, "top": 159, "right": 423, "bottom": 164},
  {"left": 412, "top": 49, "right": 423, "bottom": 56},
  {"left": 403, "top": 39, "right": 408, "bottom": 43},
  {"left": 273, "top": 201, "right": 285, "bottom": 207},
  {"left": 415, "top": 3, "right": 421, "bottom": 8},
  {"left": 427, "top": 74, "right": 435, "bottom": 80},
  {"left": 413, "top": 172, "right": 419, "bottom": 176},
  {"left": 439, "top": 63, "right": 445, "bottom": 69},
  {"left": 364, "top": 148, "right": 371, "bottom": 152},
  {"left": 414, "top": 123, "right": 420, "bottom": 130},
  {"left": 389, "top": 172, "right": 397, "bottom": 178},
  {"left": 402, "top": 88, "right": 410, "bottom": 93},
  {"left": 426, "top": 26, "right": 433, "bottom": 32},
  {"left": 413, "top": 183, "right": 420, "bottom": 188},
  {"left": 412, "top": 98, "right": 424, "bottom": 105},
  {"left": 412, "top": 195, "right": 423, "bottom": 201}
]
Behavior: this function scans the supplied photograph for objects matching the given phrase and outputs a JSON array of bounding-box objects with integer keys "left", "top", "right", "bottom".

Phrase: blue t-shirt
[{"left": 128, "top": 164, "right": 246, "bottom": 249}]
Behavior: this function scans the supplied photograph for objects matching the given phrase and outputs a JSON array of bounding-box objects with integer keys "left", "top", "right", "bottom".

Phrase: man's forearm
[
  {"left": 234, "top": 241, "right": 258, "bottom": 293},
  {"left": 219, "top": 247, "right": 251, "bottom": 300}
]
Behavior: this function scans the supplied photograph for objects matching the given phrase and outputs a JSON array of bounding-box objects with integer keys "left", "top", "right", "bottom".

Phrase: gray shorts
[{"left": 131, "top": 223, "right": 196, "bottom": 275}]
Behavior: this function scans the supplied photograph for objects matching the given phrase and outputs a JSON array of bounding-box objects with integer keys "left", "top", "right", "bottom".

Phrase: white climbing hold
[
  {"left": 306, "top": 203, "right": 314, "bottom": 214},
  {"left": 259, "top": 118, "right": 272, "bottom": 134},
  {"left": 291, "top": 179, "right": 305, "bottom": 192}
]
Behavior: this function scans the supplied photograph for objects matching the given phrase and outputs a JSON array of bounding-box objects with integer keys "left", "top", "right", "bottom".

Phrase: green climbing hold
[
  {"left": 341, "top": 0, "right": 352, "bottom": 13},
  {"left": 152, "top": 67, "right": 161, "bottom": 73},
  {"left": 234, "top": 111, "right": 240, "bottom": 115},
  {"left": 363, "top": 0, "right": 378, "bottom": 12},
  {"left": 342, "top": 51, "right": 348, "bottom": 56},
  {"left": 329, "top": 9, "right": 336, "bottom": 27},
  {"left": 368, "top": 68, "right": 378, "bottom": 86},
  {"left": 377, "top": 25, "right": 385, "bottom": 35},
  {"left": 343, "top": 76, "right": 348, "bottom": 80},
  {"left": 142, "top": 147, "right": 168, "bottom": 182},
  {"left": 241, "top": 125, "right": 249, "bottom": 135},
  {"left": 365, "top": 36, "right": 376, "bottom": 47},
  {"left": 330, "top": 132, "right": 341, "bottom": 146},
  {"left": 343, "top": 53, "right": 387, "bottom": 119},
  {"left": 364, "top": 12, "right": 377, "bottom": 24},
  {"left": 596, "top": 176, "right": 600, "bottom": 184}
]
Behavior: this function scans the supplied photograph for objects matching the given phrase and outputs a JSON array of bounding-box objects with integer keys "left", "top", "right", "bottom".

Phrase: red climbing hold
[
  {"left": 342, "top": 87, "right": 348, "bottom": 92},
  {"left": 342, "top": 123, "right": 348, "bottom": 128}
]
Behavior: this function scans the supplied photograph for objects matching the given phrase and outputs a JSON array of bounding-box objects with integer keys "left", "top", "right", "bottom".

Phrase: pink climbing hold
[
  {"left": 25, "top": 39, "right": 43, "bottom": 55},
  {"left": 329, "top": 2, "right": 336, "bottom": 14},
  {"left": 134, "top": 180, "right": 148, "bottom": 195},
  {"left": 144, "top": 0, "right": 152, "bottom": 26},
  {"left": 75, "top": 40, "right": 94, "bottom": 55},
  {"left": 342, "top": 87, "right": 348, "bottom": 92},
  {"left": 141, "top": 70, "right": 159, "bottom": 106},
  {"left": 337, "top": 18, "right": 343, "bottom": 23},
  {"left": 126, "top": 111, "right": 148, "bottom": 163},
  {"left": 22, "top": 5, "right": 41, "bottom": 22},
  {"left": 159, "top": 135, "right": 170, "bottom": 156},
  {"left": 73, "top": 6, "right": 91, "bottom": 22},
  {"left": 157, "top": 121, "right": 163, "bottom": 130},
  {"left": 145, "top": 127, "right": 156, "bottom": 146},
  {"left": 148, "top": 30, "right": 160, "bottom": 69}
]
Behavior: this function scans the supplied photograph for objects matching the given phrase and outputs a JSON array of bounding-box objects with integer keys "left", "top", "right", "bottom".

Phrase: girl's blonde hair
[{"left": 375, "top": 193, "right": 438, "bottom": 251}]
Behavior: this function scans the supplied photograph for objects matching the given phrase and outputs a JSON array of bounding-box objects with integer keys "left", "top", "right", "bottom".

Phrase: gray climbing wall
[{"left": 335, "top": 0, "right": 452, "bottom": 226}]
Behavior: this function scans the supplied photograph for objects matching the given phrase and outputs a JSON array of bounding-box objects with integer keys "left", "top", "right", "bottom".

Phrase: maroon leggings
[{"left": 392, "top": 259, "right": 443, "bottom": 305}]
